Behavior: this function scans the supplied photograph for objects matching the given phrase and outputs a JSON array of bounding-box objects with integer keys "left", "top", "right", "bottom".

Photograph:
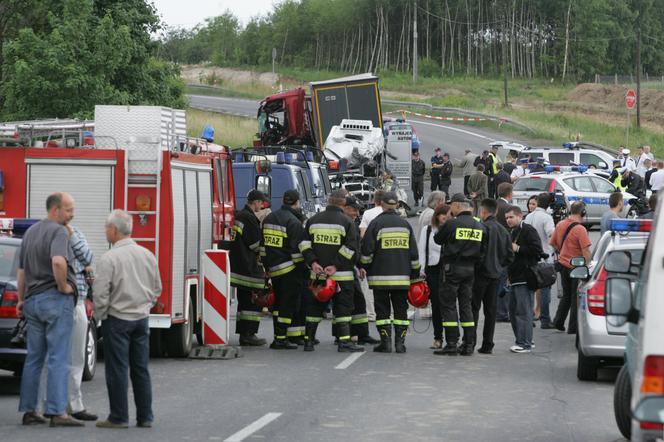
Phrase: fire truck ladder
[{"left": 125, "top": 136, "right": 162, "bottom": 257}]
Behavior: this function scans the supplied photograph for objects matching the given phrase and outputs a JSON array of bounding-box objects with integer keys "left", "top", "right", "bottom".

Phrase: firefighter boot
[
  {"left": 270, "top": 322, "right": 297, "bottom": 350},
  {"left": 394, "top": 325, "right": 407, "bottom": 354},
  {"left": 303, "top": 322, "right": 318, "bottom": 352},
  {"left": 459, "top": 326, "right": 475, "bottom": 356},
  {"left": 337, "top": 323, "right": 364, "bottom": 353},
  {"left": 373, "top": 325, "right": 392, "bottom": 353},
  {"left": 434, "top": 326, "right": 459, "bottom": 355}
]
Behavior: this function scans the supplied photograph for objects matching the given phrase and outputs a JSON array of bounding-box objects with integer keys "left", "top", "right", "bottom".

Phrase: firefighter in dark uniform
[
  {"left": 230, "top": 190, "right": 269, "bottom": 346},
  {"left": 262, "top": 190, "right": 305, "bottom": 350},
  {"left": 433, "top": 193, "right": 487, "bottom": 356},
  {"left": 299, "top": 190, "right": 364, "bottom": 353},
  {"left": 360, "top": 192, "right": 420, "bottom": 353},
  {"left": 343, "top": 196, "right": 379, "bottom": 345}
]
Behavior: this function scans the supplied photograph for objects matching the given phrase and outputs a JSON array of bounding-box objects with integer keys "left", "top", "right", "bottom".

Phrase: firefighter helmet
[
  {"left": 408, "top": 280, "right": 430, "bottom": 308},
  {"left": 309, "top": 274, "right": 337, "bottom": 303},
  {"left": 252, "top": 285, "right": 275, "bottom": 308}
]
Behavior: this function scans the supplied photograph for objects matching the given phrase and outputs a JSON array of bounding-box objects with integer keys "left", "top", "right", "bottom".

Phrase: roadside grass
[{"left": 186, "top": 108, "right": 256, "bottom": 148}]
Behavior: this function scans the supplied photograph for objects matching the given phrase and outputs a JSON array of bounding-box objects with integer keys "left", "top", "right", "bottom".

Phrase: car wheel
[
  {"left": 614, "top": 364, "right": 632, "bottom": 439},
  {"left": 577, "top": 348, "right": 599, "bottom": 381},
  {"left": 82, "top": 319, "right": 97, "bottom": 381},
  {"left": 165, "top": 297, "right": 194, "bottom": 357}
]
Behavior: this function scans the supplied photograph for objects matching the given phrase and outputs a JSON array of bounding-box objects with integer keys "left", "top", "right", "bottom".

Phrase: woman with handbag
[{"left": 418, "top": 204, "right": 451, "bottom": 349}]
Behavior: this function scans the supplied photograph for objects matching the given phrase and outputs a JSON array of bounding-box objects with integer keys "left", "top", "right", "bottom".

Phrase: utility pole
[
  {"left": 636, "top": 0, "right": 642, "bottom": 129},
  {"left": 502, "top": 14, "right": 508, "bottom": 107},
  {"left": 413, "top": 0, "right": 418, "bottom": 83}
]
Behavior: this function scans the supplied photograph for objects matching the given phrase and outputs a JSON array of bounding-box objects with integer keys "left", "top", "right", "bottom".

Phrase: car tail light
[
  {"left": 586, "top": 267, "right": 607, "bottom": 316},
  {"left": 548, "top": 180, "right": 556, "bottom": 193},
  {"left": 640, "top": 421, "right": 663, "bottom": 431},
  {"left": 641, "top": 355, "right": 664, "bottom": 395},
  {"left": 0, "top": 290, "right": 19, "bottom": 318}
]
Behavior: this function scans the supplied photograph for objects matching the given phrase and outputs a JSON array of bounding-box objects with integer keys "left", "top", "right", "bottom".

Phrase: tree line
[
  {"left": 159, "top": 0, "right": 664, "bottom": 82},
  {"left": 0, "top": 0, "right": 185, "bottom": 121}
]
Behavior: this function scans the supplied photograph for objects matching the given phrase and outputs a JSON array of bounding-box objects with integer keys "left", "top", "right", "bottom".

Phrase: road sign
[{"left": 626, "top": 89, "right": 637, "bottom": 109}]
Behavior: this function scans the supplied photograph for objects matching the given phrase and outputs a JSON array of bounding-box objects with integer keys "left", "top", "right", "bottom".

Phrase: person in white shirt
[
  {"left": 359, "top": 190, "right": 385, "bottom": 238},
  {"left": 620, "top": 148, "right": 637, "bottom": 172},
  {"left": 635, "top": 146, "right": 655, "bottom": 177},
  {"left": 417, "top": 204, "right": 451, "bottom": 349},
  {"left": 416, "top": 191, "right": 446, "bottom": 237},
  {"left": 524, "top": 193, "right": 556, "bottom": 329},
  {"left": 649, "top": 160, "right": 664, "bottom": 193},
  {"left": 510, "top": 158, "right": 529, "bottom": 182}
]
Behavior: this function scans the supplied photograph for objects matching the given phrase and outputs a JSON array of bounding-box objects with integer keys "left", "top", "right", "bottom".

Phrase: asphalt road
[{"left": 0, "top": 229, "right": 625, "bottom": 442}]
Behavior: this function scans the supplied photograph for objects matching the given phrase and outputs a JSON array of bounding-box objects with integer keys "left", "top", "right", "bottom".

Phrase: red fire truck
[{"left": 0, "top": 106, "right": 235, "bottom": 357}]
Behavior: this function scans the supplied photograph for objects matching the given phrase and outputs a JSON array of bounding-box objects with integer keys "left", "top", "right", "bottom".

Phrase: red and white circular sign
[{"left": 626, "top": 89, "right": 637, "bottom": 109}]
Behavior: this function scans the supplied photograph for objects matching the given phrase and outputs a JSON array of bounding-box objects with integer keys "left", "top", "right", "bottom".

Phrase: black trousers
[
  {"left": 471, "top": 276, "right": 500, "bottom": 347},
  {"left": 553, "top": 267, "right": 579, "bottom": 333},
  {"left": 235, "top": 287, "right": 262, "bottom": 335},
  {"left": 439, "top": 263, "right": 475, "bottom": 344},
  {"left": 373, "top": 289, "right": 409, "bottom": 328},
  {"left": 431, "top": 173, "right": 442, "bottom": 191},
  {"left": 351, "top": 279, "right": 369, "bottom": 337},
  {"left": 426, "top": 265, "right": 443, "bottom": 340},
  {"left": 306, "top": 281, "right": 354, "bottom": 339},
  {"left": 272, "top": 271, "right": 300, "bottom": 339},
  {"left": 412, "top": 179, "right": 424, "bottom": 203},
  {"left": 488, "top": 177, "right": 496, "bottom": 199},
  {"left": 463, "top": 175, "right": 470, "bottom": 196}
]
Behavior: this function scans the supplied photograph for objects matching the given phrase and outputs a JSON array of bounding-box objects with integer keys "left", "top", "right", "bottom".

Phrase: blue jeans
[
  {"left": 102, "top": 316, "right": 153, "bottom": 424},
  {"left": 19, "top": 289, "right": 74, "bottom": 415},
  {"left": 540, "top": 286, "right": 551, "bottom": 325},
  {"left": 496, "top": 271, "right": 510, "bottom": 321},
  {"left": 509, "top": 284, "right": 534, "bottom": 349}
]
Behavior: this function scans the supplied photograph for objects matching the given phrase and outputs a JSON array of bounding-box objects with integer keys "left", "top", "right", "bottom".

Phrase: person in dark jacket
[
  {"left": 360, "top": 192, "right": 420, "bottom": 353},
  {"left": 430, "top": 148, "right": 445, "bottom": 191},
  {"left": 411, "top": 151, "right": 426, "bottom": 206},
  {"left": 621, "top": 169, "right": 644, "bottom": 198},
  {"left": 644, "top": 159, "right": 657, "bottom": 190},
  {"left": 262, "top": 190, "right": 305, "bottom": 350},
  {"left": 471, "top": 199, "right": 514, "bottom": 354},
  {"left": 493, "top": 163, "right": 512, "bottom": 192},
  {"left": 439, "top": 153, "right": 454, "bottom": 197},
  {"left": 230, "top": 190, "right": 269, "bottom": 346},
  {"left": 433, "top": 194, "right": 487, "bottom": 356},
  {"left": 505, "top": 205, "right": 543, "bottom": 353}
]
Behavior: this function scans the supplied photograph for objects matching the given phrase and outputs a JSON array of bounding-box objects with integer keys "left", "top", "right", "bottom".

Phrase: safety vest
[
  {"left": 488, "top": 152, "right": 498, "bottom": 175},
  {"left": 612, "top": 169, "right": 626, "bottom": 192}
]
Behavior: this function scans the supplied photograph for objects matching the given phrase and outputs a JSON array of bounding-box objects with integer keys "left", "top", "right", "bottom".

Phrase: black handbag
[
  {"left": 528, "top": 262, "right": 557, "bottom": 290},
  {"left": 10, "top": 317, "right": 27, "bottom": 348}
]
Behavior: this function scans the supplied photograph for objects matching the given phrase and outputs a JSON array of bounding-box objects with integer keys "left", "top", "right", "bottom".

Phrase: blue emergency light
[
  {"left": 306, "top": 151, "right": 314, "bottom": 162},
  {"left": 276, "top": 152, "right": 286, "bottom": 164},
  {"left": 571, "top": 165, "right": 589, "bottom": 173},
  {"left": 544, "top": 166, "right": 556, "bottom": 173},
  {"left": 296, "top": 152, "right": 305, "bottom": 161},
  {"left": 609, "top": 219, "right": 652, "bottom": 233},
  {"left": 285, "top": 153, "right": 294, "bottom": 164}
]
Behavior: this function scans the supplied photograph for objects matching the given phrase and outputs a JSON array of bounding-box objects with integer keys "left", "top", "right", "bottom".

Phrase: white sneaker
[{"left": 510, "top": 345, "right": 531, "bottom": 354}]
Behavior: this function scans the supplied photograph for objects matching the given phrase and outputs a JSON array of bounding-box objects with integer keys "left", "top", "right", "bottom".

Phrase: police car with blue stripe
[{"left": 512, "top": 166, "right": 636, "bottom": 225}]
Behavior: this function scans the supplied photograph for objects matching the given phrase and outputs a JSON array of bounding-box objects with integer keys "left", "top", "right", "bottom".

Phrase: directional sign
[{"left": 626, "top": 89, "right": 637, "bottom": 109}]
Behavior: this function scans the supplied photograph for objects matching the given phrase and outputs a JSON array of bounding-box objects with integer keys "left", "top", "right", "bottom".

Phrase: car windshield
[
  {"left": 513, "top": 177, "right": 552, "bottom": 192},
  {"left": 0, "top": 243, "right": 19, "bottom": 280}
]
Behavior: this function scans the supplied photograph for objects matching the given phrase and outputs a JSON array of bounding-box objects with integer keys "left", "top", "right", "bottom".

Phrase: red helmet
[
  {"left": 408, "top": 280, "right": 430, "bottom": 308},
  {"left": 309, "top": 275, "right": 337, "bottom": 303},
  {"left": 252, "top": 285, "right": 275, "bottom": 308}
]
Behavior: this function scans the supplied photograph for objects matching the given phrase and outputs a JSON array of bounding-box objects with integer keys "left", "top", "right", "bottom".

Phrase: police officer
[
  {"left": 487, "top": 145, "right": 500, "bottom": 198},
  {"left": 412, "top": 151, "right": 426, "bottom": 206},
  {"left": 433, "top": 193, "right": 487, "bottom": 356},
  {"left": 262, "top": 190, "right": 305, "bottom": 350},
  {"left": 532, "top": 157, "right": 546, "bottom": 173},
  {"left": 430, "top": 147, "right": 445, "bottom": 191},
  {"left": 609, "top": 159, "right": 627, "bottom": 191},
  {"left": 360, "top": 192, "right": 420, "bottom": 353},
  {"left": 510, "top": 158, "right": 529, "bottom": 182},
  {"left": 230, "top": 190, "right": 269, "bottom": 346},
  {"left": 343, "top": 196, "right": 379, "bottom": 345},
  {"left": 299, "top": 190, "right": 364, "bottom": 353}
]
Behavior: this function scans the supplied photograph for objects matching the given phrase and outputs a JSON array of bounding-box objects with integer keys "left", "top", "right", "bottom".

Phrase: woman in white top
[{"left": 418, "top": 204, "right": 452, "bottom": 349}]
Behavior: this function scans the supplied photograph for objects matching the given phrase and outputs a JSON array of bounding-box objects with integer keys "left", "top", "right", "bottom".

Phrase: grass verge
[{"left": 186, "top": 108, "right": 256, "bottom": 148}]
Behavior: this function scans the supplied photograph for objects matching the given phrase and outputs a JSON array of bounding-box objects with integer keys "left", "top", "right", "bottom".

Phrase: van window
[
  {"left": 518, "top": 151, "right": 540, "bottom": 162},
  {"left": 548, "top": 152, "right": 574, "bottom": 165},
  {"left": 295, "top": 170, "right": 311, "bottom": 199},
  {"left": 256, "top": 175, "right": 271, "bottom": 197},
  {"left": 319, "top": 168, "right": 332, "bottom": 194},
  {"left": 580, "top": 153, "right": 608, "bottom": 169}
]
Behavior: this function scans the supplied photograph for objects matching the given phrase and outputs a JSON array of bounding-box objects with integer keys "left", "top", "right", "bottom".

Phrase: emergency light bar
[
  {"left": 0, "top": 218, "right": 39, "bottom": 237},
  {"left": 609, "top": 219, "right": 652, "bottom": 233}
]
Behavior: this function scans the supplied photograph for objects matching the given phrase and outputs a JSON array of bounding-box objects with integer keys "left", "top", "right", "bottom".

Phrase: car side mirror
[
  {"left": 605, "top": 251, "right": 631, "bottom": 273},
  {"left": 570, "top": 256, "right": 586, "bottom": 267},
  {"left": 598, "top": 161, "right": 607, "bottom": 169},
  {"left": 605, "top": 278, "right": 633, "bottom": 317},
  {"left": 633, "top": 396, "right": 664, "bottom": 424},
  {"left": 570, "top": 266, "right": 589, "bottom": 279}
]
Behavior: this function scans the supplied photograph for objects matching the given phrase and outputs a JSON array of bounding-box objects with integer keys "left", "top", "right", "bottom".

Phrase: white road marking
[
  {"left": 224, "top": 412, "right": 282, "bottom": 442},
  {"left": 335, "top": 351, "right": 365, "bottom": 370},
  {"left": 409, "top": 119, "right": 495, "bottom": 141}
]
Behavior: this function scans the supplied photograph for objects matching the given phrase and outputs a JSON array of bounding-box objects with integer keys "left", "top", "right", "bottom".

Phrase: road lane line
[
  {"left": 335, "top": 351, "right": 365, "bottom": 370},
  {"left": 224, "top": 412, "right": 282, "bottom": 442},
  {"left": 409, "top": 119, "right": 494, "bottom": 141}
]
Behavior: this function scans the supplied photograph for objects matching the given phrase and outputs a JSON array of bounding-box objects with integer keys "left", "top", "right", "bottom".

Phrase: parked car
[
  {"left": 512, "top": 171, "right": 636, "bottom": 225},
  {"left": 0, "top": 219, "right": 98, "bottom": 380},
  {"left": 518, "top": 143, "right": 615, "bottom": 171},
  {"left": 572, "top": 219, "right": 650, "bottom": 381}
]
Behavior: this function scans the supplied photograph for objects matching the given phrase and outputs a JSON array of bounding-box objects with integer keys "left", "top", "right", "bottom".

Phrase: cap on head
[
  {"left": 519, "top": 158, "right": 529, "bottom": 164},
  {"left": 345, "top": 196, "right": 361, "bottom": 210},
  {"left": 537, "top": 157, "right": 545, "bottom": 162},
  {"left": 450, "top": 193, "right": 470, "bottom": 204},
  {"left": 622, "top": 148, "right": 630, "bottom": 155},
  {"left": 283, "top": 189, "right": 300, "bottom": 205},
  {"left": 247, "top": 190, "right": 269, "bottom": 203},
  {"left": 382, "top": 192, "right": 399, "bottom": 205}
]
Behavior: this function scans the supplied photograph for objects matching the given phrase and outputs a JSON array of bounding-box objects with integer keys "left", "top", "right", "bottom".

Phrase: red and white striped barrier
[
  {"left": 389, "top": 109, "right": 508, "bottom": 124},
  {"left": 201, "top": 250, "right": 231, "bottom": 346}
]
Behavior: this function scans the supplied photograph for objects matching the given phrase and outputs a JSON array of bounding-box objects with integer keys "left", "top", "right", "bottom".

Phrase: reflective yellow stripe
[
  {"left": 368, "top": 279, "right": 410, "bottom": 287},
  {"left": 339, "top": 246, "right": 355, "bottom": 260},
  {"left": 442, "top": 321, "right": 458, "bottom": 326},
  {"left": 351, "top": 314, "right": 368, "bottom": 325},
  {"left": 376, "top": 319, "right": 392, "bottom": 326},
  {"left": 239, "top": 312, "right": 262, "bottom": 322},
  {"left": 460, "top": 321, "right": 475, "bottom": 327},
  {"left": 306, "top": 316, "right": 322, "bottom": 323},
  {"left": 411, "top": 260, "right": 421, "bottom": 269},
  {"left": 263, "top": 228, "right": 287, "bottom": 237},
  {"left": 393, "top": 319, "right": 410, "bottom": 326},
  {"left": 299, "top": 241, "right": 312, "bottom": 252},
  {"left": 332, "top": 316, "right": 351, "bottom": 324},
  {"left": 277, "top": 317, "right": 292, "bottom": 324},
  {"left": 330, "top": 272, "right": 354, "bottom": 281},
  {"left": 338, "top": 335, "right": 351, "bottom": 340},
  {"left": 269, "top": 264, "right": 296, "bottom": 277},
  {"left": 360, "top": 255, "right": 373, "bottom": 264}
]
